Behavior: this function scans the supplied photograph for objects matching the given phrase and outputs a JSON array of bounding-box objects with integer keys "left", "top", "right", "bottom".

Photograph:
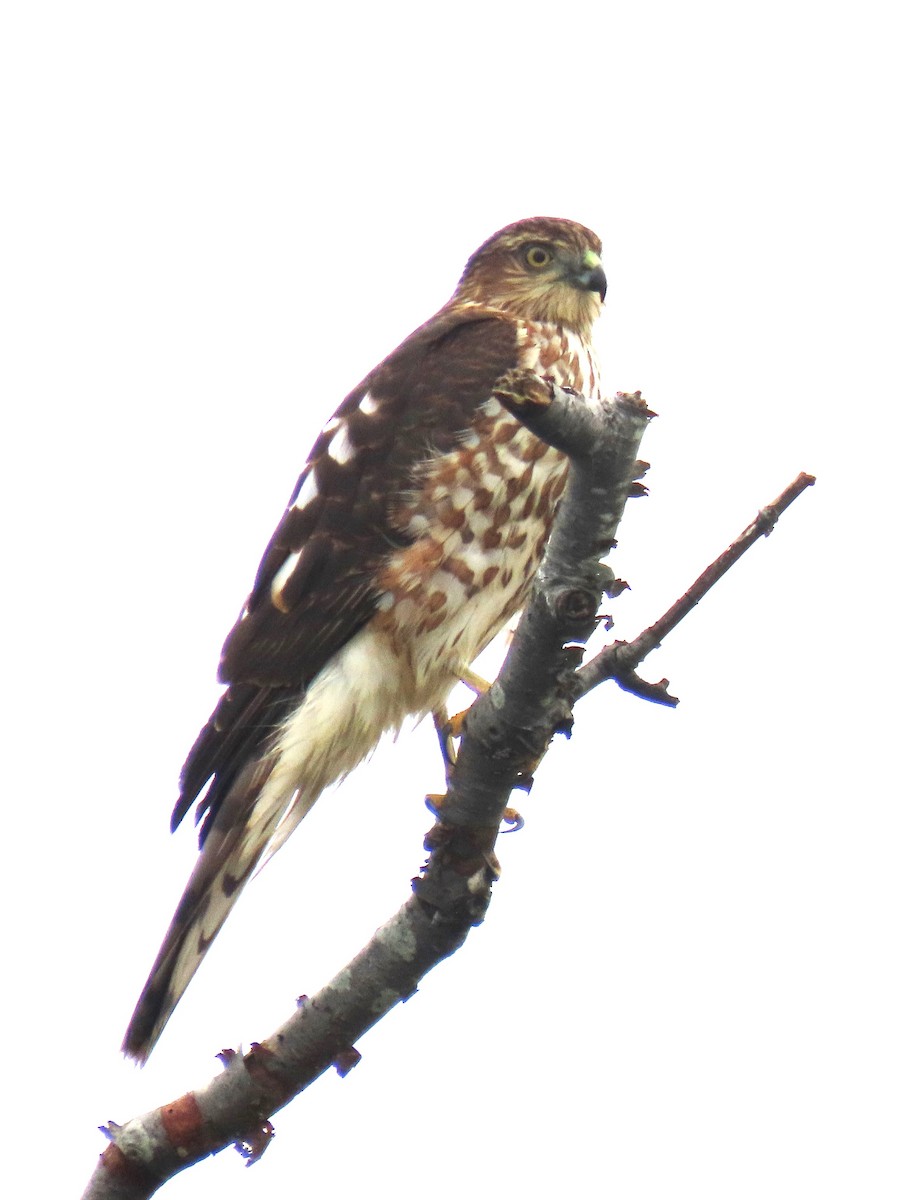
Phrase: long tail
[
  {"left": 121, "top": 756, "right": 317, "bottom": 1063},
  {"left": 123, "top": 628, "right": 406, "bottom": 1062}
]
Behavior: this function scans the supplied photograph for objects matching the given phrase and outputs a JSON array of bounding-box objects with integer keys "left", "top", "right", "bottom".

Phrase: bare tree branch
[
  {"left": 81, "top": 390, "right": 815, "bottom": 1198},
  {"left": 574, "top": 472, "right": 817, "bottom": 702},
  {"left": 81, "top": 385, "right": 651, "bottom": 1199}
]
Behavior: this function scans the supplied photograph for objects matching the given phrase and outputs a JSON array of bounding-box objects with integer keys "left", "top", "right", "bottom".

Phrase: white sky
[{"left": 2, "top": 3, "right": 897, "bottom": 1197}]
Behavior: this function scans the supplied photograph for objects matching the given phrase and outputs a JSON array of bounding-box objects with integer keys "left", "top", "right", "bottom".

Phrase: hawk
[{"left": 123, "top": 216, "right": 607, "bottom": 1062}]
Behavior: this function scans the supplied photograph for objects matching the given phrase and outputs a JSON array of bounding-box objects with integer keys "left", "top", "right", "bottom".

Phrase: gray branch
[
  {"left": 573, "top": 471, "right": 817, "bottom": 703},
  {"left": 81, "top": 388, "right": 814, "bottom": 1198}
]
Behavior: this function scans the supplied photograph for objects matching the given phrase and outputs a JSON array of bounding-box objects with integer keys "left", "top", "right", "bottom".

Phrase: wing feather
[{"left": 174, "top": 308, "right": 520, "bottom": 837}]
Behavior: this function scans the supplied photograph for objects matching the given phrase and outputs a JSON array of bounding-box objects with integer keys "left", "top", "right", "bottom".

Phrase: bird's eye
[{"left": 523, "top": 244, "right": 554, "bottom": 269}]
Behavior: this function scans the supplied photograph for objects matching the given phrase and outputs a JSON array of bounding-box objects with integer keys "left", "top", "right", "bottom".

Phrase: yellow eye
[{"left": 523, "top": 244, "right": 554, "bottom": 269}]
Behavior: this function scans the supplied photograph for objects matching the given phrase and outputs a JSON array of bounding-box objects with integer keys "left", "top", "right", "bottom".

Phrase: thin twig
[{"left": 574, "top": 472, "right": 817, "bottom": 701}]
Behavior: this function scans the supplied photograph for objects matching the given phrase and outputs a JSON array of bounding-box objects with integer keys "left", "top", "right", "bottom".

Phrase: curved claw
[{"left": 425, "top": 792, "right": 446, "bottom": 817}]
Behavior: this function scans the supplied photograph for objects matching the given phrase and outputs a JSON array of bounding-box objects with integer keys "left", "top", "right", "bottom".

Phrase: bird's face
[{"left": 452, "top": 217, "right": 607, "bottom": 338}]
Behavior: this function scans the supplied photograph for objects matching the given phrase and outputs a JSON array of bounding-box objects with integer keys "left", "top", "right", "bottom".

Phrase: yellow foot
[
  {"left": 444, "top": 707, "right": 469, "bottom": 740},
  {"left": 432, "top": 708, "right": 460, "bottom": 773},
  {"left": 429, "top": 671, "right": 524, "bottom": 831},
  {"left": 431, "top": 671, "right": 491, "bottom": 769},
  {"left": 432, "top": 663, "right": 498, "bottom": 763},
  {"left": 432, "top": 702, "right": 477, "bottom": 773}
]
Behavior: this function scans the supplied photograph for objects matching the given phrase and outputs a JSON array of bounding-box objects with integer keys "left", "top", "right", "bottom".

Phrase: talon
[
  {"left": 425, "top": 792, "right": 446, "bottom": 817},
  {"left": 432, "top": 708, "right": 460, "bottom": 774},
  {"left": 444, "top": 708, "right": 469, "bottom": 739},
  {"left": 427, "top": 795, "right": 523, "bottom": 832},
  {"left": 432, "top": 703, "right": 476, "bottom": 778},
  {"left": 502, "top": 807, "right": 525, "bottom": 832},
  {"left": 432, "top": 670, "right": 494, "bottom": 772}
]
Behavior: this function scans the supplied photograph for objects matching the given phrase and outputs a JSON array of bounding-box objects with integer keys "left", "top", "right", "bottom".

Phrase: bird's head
[{"left": 451, "top": 217, "right": 606, "bottom": 338}]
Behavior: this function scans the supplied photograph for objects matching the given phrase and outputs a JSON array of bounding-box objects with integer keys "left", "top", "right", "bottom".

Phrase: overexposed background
[{"left": 2, "top": 3, "right": 896, "bottom": 1197}]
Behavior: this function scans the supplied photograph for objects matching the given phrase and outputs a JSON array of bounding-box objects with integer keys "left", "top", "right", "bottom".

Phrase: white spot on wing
[
  {"left": 328, "top": 424, "right": 354, "bottom": 465},
  {"left": 322, "top": 416, "right": 342, "bottom": 433},
  {"left": 271, "top": 549, "right": 303, "bottom": 609},
  {"left": 291, "top": 471, "right": 319, "bottom": 511},
  {"left": 358, "top": 392, "right": 379, "bottom": 415}
]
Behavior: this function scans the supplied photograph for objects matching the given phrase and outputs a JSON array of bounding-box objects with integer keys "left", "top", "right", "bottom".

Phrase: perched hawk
[{"left": 123, "top": 216, "right": 607, "bottom": 1062}]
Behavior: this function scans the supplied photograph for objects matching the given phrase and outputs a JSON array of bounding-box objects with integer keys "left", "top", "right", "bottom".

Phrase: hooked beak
[{"left": 573, "top": 249, "right": 607, "bottom": 301}]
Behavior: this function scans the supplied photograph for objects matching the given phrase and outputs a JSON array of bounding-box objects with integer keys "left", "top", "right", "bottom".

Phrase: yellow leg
[
  {"left": 459, "top": 668, "right": 491, "bottom": 695},
  {"left": 433, "top": 668, "right": 489, "bottom": 768},
  {"left": 432, "top": 707, "right": 457, "bottom": 771},
  {"left": 428, "top": 674, "right": 524, "bottom": 832}
]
